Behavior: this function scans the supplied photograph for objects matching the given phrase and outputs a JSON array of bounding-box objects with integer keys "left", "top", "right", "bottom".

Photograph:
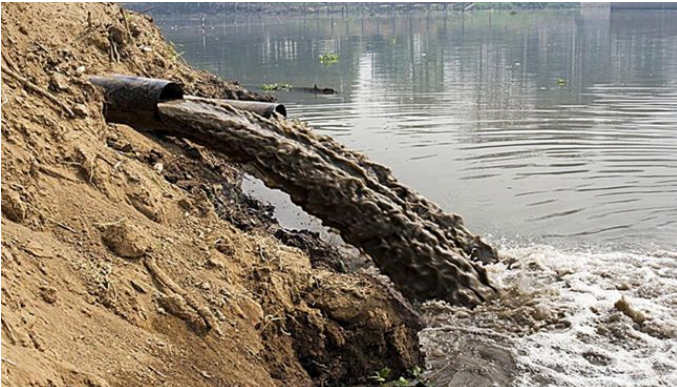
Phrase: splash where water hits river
[
  {"left": 157, "top": 8, "right": 677, "bottom": 386},
  {"left": 421, "top": 244, "right": 677, "bottom": 386}
]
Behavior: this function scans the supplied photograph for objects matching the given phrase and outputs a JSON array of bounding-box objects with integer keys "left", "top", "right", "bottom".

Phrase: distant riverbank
[{"left": 125, "top": 2, "right": 579, "bottom": 16}]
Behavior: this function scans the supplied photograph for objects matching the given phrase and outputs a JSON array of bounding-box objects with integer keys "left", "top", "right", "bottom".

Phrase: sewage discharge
[{"left": 92, "top": 75, "right": 498, "bottom": 307}]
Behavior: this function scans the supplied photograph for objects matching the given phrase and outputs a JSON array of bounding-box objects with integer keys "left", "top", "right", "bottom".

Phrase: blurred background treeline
[{"left": 124, "top": 2, "right": 581, "bottom": 15}]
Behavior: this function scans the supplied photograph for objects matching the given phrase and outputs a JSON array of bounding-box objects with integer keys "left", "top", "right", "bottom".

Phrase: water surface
[
  {"left": 159, "top": 9, "right": 677, "bottom": 250},
  {"left": 156, "top": 9, "right": 677, "bottom": 386}
]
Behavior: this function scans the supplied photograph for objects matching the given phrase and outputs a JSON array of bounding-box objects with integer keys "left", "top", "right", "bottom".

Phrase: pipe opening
[
  {"left": 274, "top": 104, "right": 287, "bottom": 118},
  {"left": 159, "top": 83, "right": 184, "bottom": 101}
]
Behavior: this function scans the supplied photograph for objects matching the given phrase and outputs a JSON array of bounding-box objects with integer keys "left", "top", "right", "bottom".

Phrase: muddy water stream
[
  {"left": 157, "top": 9, "right": 677, "bottom": 386},
  {"left": 156, "top": 98, "right": 496, "bottom": 306}
]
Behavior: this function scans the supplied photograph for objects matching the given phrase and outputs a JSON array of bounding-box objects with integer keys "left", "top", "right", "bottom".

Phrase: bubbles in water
[{"left": 421, "top": 245, "right": 677, "bottom": 386}]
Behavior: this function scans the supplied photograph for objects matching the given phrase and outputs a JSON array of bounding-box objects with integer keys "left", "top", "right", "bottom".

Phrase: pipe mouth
[
  {"left": 274, "top": 104, "right": 287, "bottom": 118},
  {"left": 90, "top": 75, "right": 186, "bottom": 131},
  {"left": 158, "top": 82, "right": 184, "bottom": 101}
]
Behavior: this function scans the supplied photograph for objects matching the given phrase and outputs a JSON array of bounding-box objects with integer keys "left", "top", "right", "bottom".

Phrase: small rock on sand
[
  {"left": 49, "top": 72, "right": 69, "bottom": 91},
  {"left": 73, "top": 104, "right": 89, "bottom": 117},
  {"left": 40, "top": 286, "right": 58, "bottom": 304},
  {"left": 1, "top": 189, "right": 27, "bottom": 222},
  {"left": 101, "top": 221, "right": 151, "bottom": 259}
]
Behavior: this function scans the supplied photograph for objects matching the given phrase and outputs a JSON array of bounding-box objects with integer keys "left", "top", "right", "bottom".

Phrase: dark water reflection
[{"left": 157, "top": 10, "right": 677, "bottom": 249}]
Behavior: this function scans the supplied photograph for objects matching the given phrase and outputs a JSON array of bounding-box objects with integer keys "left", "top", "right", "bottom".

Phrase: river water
[{"left": 157, "top": 9, "right": 677, "bottom": 386}]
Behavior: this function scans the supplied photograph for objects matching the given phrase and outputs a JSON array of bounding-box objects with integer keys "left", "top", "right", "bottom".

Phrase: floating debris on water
[
  {"left": 319, "top": 52, "right": 339, "bottom": 65},
  {"left": 614, "top": 296, "right": 646, "bottom": 326},
  {"left": 262, "top": 82, "right": 293, "bottom": 92}
]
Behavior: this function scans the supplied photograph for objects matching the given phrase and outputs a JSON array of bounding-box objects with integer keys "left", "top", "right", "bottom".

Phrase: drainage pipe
[
  {"left": 90, "top": 75, "right": 286, "bottom": 127},
  {"left": 90, "top": 75, "right": 183, "bottom": 131},
  {"left": 185, "top": 96, "right": 286, "bottom": 119}
]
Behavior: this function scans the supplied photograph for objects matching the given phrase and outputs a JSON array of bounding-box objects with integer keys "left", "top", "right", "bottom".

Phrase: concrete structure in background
[
  {"left": 582, "top": 3, "right": 677, "bottom": 11},
  {"left": 611, "top": 2, "right": 677, "bottom": 10}
]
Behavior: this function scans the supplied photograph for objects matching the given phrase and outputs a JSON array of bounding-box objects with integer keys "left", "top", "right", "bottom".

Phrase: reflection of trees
[
  {"left": 609, "top": 11, "right": 677, "bottom": 86},
  {"left": 159, "top": 14, "right": 365, "bottom": 94},
  {"left": 127, "top": 3, "right": 579, "bottom": 15},
  {"left": 155, "top": 9, "right": 677, "bottom": 245},
  {"left": 158, "top": 9, "right": 677, "bottom": 123}
]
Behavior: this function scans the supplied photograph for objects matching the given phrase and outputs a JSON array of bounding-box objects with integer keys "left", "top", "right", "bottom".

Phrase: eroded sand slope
[{"left": 1, "top": 3, "right": 421, "bottom": 386}]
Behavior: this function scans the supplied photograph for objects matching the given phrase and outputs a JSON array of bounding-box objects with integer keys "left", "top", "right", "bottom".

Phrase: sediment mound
[{"left": 1, "top": 3, "right": 421, "bottom": 386}]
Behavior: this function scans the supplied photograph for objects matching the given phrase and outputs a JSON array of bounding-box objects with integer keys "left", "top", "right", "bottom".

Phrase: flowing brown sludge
[{"left": 155, "top": 99, "right": 498, "bottom": 307}]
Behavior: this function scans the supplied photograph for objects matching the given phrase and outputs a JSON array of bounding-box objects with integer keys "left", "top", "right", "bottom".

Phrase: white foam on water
[
  {"left": 421, "top": 244, "right": 677, "bottom": 387},
  {"left": 506, "top": 246, "right": 677, "bottom": 386}
]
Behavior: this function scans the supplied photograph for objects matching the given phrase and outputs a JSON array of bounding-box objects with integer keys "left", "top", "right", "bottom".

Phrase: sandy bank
[{"left": 1, "top": 3, "right": 422, "bottom": 386}]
